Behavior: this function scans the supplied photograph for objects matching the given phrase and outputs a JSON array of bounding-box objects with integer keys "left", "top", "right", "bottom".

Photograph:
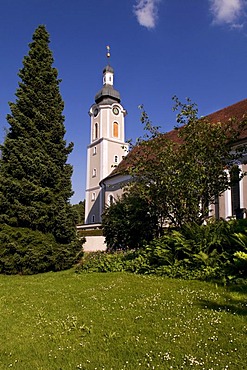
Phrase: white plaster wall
[{"left": 83, "top": 236, "right": 107, "bottom": 252}]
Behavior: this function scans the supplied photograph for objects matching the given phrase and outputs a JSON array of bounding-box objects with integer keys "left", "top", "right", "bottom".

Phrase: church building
[{"left": 82, "top": 50, "right": 247, "bottom": 250}]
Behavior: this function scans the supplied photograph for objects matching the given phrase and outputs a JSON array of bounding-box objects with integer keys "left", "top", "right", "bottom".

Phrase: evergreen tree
[
  {"left": 72, "top": 200, "right": 85, "bottom": 225},
  {"left": 0, "top": 25, "right": 76, "bottom": 244}
]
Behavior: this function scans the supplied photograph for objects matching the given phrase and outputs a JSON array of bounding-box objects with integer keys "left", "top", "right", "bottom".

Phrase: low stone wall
[{"left": 83, "top": 235, "right": 107, "bottom": 252}]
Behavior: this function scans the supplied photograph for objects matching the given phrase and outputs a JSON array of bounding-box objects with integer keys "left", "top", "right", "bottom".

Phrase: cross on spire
[{"left": 106, "top": 45, "right": 110, "bottom": 61}]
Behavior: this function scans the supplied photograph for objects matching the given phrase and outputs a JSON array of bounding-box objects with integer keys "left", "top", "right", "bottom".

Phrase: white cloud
[
  {"left": 133, "top": 0, "right": 161, "bottom": 29},
  {"left": 210, "top": 0, "right": 245, "bottom": 26}
]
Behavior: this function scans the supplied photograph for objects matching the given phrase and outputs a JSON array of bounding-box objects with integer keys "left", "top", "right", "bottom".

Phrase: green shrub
[
  {"left": 143, "top": 219, "right": 247, "bottom": 282},
  {"left": 76, "top": 251, "right": 124, "bottom": 272},
  {"left": 123, "top": 251, "right": 151, "bottom": 273},
  {"left": 77, "top": 229, "right": 103, "bottom": 237},
  {"left": 76, "top": 249, "right": 150, "bottom": 274},
  {"left": 76, "top": 219, "right": 247, "bottom": 283},
  {"left": 230, "top": 251, "right": 247, "bottom": 279},
  {"left": 146, "top": 230, "right": 192, "bottom": 266},
  {"left": 0, "top": 224, "right": 83, "bottom": 274}
]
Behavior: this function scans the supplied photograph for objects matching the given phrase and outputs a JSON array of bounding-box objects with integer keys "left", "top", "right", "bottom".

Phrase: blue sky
[{"left": 0, "top": 0, "right": 247, "bottom": 204}]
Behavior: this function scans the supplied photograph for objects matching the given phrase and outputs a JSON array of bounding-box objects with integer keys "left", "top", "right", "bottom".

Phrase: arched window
[
  {"left": 93, "top": 146, "right": 97, "bottom": 155},
  {"left": 113, "top": 122, "right": 119, "bottom": 138},
  {"left": 94, "top": 123, "right": 98, "bottom": 140}
]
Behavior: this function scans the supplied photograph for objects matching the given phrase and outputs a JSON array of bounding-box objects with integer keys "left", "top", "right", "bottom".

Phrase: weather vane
[{"left": 106, "top": 45, "right": 111, "bottom": 61}]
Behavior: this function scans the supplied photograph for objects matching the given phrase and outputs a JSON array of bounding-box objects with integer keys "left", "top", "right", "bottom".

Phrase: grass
[{"left": 0, "top": 270, "right": 246, "bottom": 370}]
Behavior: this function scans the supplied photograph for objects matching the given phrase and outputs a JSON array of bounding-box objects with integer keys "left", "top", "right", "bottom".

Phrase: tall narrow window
[
  {"left": 94, "top": 123, "right": 98, "bottom": 140},
  {"left": 214, "top": 195, "right": 220, "bottom": 220},
  {"left": 108, "top": 194, "right": 114, "bottom": 205},
  {"left": 93, "top": 146, "right": 97, "bottom": 155},
  {"left": 92, "top": 168, "right": 97, "bottom": 177},
  {"left": 114, "top": 155, "right": 119, "bottom": 163},
  {"left": 113, "top": 122, "right": 119, "bottom": 138},
  {"left": 92, "top": 215, "right": 95, "bottom": 223},
  {"left": 91, "top": 192, "right": 96, "bottom": 201},
  {"left": 231, "top": 166, "right": 241, "bottom": 218}
]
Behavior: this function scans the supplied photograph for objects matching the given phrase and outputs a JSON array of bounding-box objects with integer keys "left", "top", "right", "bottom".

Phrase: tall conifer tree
[{"left": 0, "top": 25, "right": 76, "bottom": 244}]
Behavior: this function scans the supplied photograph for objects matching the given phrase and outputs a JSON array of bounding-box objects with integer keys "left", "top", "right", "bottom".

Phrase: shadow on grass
[
  {"left": 227, "top": 283, "right": 247, "bottom": 294},
  {"left": 198, "top": 299, "right": 247, "bottom": 316},
  {"left": 197, "top": 283, "right": 247, "bottom": 317}
]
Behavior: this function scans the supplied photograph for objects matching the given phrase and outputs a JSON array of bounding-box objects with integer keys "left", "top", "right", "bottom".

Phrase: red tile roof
[
  {"left": 104, "top": 99, "right": 247, "bottom": 181},
  {"left": 207, "top": 99, "right": 247, "bottom": 124},
  {"left": 206, "top": 99, "right": 247, "bottom": 140}
]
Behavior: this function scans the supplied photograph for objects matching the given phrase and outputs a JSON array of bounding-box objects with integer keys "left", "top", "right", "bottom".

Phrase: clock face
[
  {"left": 93, "top": 108, "right": 99, "bottom": 117},
  {"left": 113, "top": 106, "right": 119, "bottom": 115}
]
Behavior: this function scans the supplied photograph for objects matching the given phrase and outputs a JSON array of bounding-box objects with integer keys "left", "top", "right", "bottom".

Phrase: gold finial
[{"left": 106, "top": 45, "right": 110, "bottom": 59}]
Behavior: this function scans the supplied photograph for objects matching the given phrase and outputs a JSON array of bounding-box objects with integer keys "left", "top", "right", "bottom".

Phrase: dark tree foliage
[
  {"left": 0, "top": 224, "right": 83, "bottom": 275},
  {"left": 0, "top": 25, "right": 76, "bottom": 245},
  {"left": 72, "top": 200, "right": 85, "bottom": 225},
  {"left": 102, "top": 193, "right": 158, "bottom": 251}
]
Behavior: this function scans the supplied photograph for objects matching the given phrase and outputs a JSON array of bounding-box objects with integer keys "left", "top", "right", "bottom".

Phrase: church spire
[
  {"left": 102, "top": 45, "right": 113, "bottom": 86},
  {"left": 94, "top": 46, "right": 121, "bottom": 104}
]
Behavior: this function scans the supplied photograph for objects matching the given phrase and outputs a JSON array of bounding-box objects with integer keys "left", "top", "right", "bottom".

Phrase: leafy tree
[
  {"left": 102, "top": 193, "right": 158, "bottom": 251},
  {"left": 126, "top": 97, "right": 246, "bottom": 228},
  {"left": 126, "top": 135, "right": 181, "bottom": 231},
  {"left": 0, "top": 25, "right": 76, "bottom": 245}
]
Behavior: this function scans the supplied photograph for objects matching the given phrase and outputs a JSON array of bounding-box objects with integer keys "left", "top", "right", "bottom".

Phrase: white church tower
[{"left": 84, "top": 47, "right": 128, "bottom": 225}]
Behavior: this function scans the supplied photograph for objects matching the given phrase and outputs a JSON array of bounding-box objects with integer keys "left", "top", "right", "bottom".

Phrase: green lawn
[{"left": 0, "top": 270, "right": 246, "bottom": 369}]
